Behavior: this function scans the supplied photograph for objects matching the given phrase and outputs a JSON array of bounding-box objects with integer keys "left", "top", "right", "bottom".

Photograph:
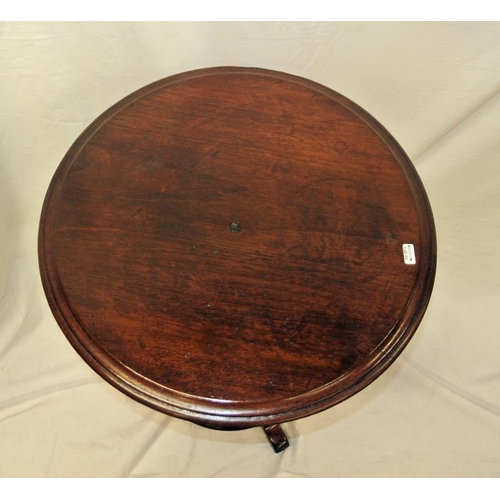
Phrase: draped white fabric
[{"left": 1, "top": 21, "right": 499, "bottom": 477}]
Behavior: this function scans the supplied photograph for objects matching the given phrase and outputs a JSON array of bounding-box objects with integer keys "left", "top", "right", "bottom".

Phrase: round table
[{"left": 39, "top": 67, "right": 436, "bottom": 452}]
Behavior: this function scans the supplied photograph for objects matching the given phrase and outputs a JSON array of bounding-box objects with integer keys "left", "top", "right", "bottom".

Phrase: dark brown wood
[
  {"left": 263, "top": 425, "right": 289, "bottom": 453},
  {"left": 39, "top": 67, "right": 436, "bottom": 435}
]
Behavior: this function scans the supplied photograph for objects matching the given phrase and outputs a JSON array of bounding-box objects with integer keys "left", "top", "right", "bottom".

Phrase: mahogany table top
[{"left": 39, "top": 67, "right": 436, "bottom": 431}]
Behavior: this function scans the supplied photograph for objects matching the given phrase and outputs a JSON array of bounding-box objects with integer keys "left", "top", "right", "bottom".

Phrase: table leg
[{"left": 263, "top": 424, "right": 289, "bottom": 453}]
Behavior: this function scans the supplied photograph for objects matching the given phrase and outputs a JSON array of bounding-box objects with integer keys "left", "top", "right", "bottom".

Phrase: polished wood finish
[
  {"left": 39, "top": 67, "right": 436, "bottom": 434},
  {"left": 263, "top": 424, "right": 289, "bottom": 453}
]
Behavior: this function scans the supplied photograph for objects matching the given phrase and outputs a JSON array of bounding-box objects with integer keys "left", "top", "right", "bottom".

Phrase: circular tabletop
[{"left": 39, "top": 67, "right": 436, "bottom": 430}]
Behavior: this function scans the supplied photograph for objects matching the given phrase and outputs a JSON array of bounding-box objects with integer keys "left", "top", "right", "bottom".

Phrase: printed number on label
[{"left": 402, "top": 244, "right": 416, "bottom": 265}]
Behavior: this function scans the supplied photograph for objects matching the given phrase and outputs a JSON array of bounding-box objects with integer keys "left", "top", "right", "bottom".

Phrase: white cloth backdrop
[{"left": 1, "top": 21, "right": 499, "bottom": 477}]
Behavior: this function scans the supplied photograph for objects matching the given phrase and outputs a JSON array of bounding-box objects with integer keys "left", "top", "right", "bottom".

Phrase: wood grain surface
[{"left": 39, "top": 67, "right": 436, "bottom": 429}]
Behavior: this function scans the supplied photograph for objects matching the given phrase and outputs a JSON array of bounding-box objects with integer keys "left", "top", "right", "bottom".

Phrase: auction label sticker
[{"left": 402, "top": 244, "right": 416, "bottom": 265}]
